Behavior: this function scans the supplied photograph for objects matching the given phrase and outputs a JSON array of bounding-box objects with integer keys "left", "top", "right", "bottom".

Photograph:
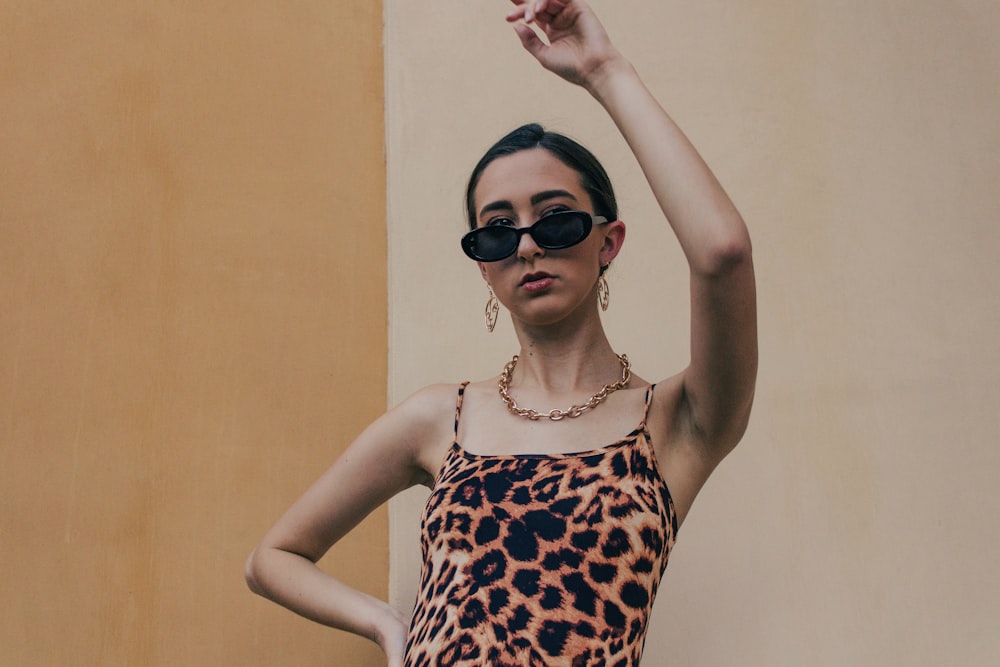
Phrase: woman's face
[{"left": 471, "top": 148, "right": 624, "bottom": 327}]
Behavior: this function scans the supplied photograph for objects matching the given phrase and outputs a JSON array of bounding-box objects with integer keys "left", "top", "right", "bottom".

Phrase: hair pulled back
[{"left": 465, "top": 123, "right": 618, "bottom": 232}]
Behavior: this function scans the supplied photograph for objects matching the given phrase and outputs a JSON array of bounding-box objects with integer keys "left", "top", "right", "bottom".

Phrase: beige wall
[
  {"left": 1, "top": 2, "right": 386, "bottom": 665},
  {"left": 386, "top": 2, "right": 1000, "bottom": 665}
]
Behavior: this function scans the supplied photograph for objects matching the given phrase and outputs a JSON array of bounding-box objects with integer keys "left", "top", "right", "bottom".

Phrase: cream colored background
[
  {"left": 386, "top": 2, "right": 1000, "bottom": 665},
  {"left": 2, "top": 2, "right": 386, "bottom": 665}
]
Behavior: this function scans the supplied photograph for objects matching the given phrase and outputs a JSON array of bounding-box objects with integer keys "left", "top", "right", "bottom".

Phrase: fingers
[
  {"left": 525, "top": 0, "right": 545, "bottom": 23},
  {"left": 506, "top": 0, "right": 541, "bottom": 23},
  {"left": 507, "top": 0, "right": 568, "bottom": 25},
  {"left": 511, "top": 20, "right": 546, "bottom": 59}
]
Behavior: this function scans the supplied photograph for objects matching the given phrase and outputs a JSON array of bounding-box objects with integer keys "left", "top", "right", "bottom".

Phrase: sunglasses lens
[
  {"left": 462, "top": 227, "right": 517, "bottom": 261},
  {"left": 532, "top": 211, "right": 590, "bottom": 248}
]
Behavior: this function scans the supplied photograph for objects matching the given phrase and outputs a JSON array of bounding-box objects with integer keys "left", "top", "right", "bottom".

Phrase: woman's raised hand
[{"left": 506, "top": 0, "right": 624, "bottom": 91}]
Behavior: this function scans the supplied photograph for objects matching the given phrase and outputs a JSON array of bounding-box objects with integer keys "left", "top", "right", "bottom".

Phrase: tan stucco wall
[
  {"left": 1, "top": 3, "right": 386, "bottom": 665},
  {"left": 386, "top": 2, "right": 1000, "bottom": 664}
]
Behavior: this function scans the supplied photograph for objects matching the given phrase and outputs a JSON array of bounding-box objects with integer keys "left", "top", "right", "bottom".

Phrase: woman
[{"left": 245, "top": 1, "right": 757, "bottom": 665}]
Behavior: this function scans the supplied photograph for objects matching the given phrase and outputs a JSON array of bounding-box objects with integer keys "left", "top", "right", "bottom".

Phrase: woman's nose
[{"left": 516, "top": 228, "right": 545, "bottom": 260}]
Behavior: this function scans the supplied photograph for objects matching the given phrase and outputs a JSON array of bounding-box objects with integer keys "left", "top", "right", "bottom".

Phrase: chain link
[{"left": 497, "top": 353, "right": 631, "bottom": 421}]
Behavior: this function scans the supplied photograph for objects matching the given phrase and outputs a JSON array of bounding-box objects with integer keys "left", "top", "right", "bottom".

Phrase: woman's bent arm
[
  {"left": 245, "top": 385, "right": 453, "bottom": 665},
  {"left": 246, "top": 547, "right": 408, "bottom": 657}
]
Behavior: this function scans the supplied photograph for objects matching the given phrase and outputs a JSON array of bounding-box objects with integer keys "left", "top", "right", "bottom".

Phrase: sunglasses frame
[{"left": 461, "top": 210, "right": 610, "bottom": 262}]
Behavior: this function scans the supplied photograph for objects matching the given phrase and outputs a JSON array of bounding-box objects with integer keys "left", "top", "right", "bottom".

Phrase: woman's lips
[{"left": 520, "top": 273, "right": 555, "bottom": 292}]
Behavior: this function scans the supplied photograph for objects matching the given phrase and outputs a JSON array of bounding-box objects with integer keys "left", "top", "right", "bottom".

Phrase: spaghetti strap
[
  {"left": 454, "top": 381, "right": 470, "bottom": 439},
  {"left": 640, "top": 384, "right": 656, "bottom": 428}
]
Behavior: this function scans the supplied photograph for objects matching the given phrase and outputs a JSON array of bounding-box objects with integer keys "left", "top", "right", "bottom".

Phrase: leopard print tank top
[{"left": 403, "top": 383, "right": 678, "bottom": 667}]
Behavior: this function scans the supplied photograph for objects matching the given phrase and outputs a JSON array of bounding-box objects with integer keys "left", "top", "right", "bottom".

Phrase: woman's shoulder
[
  {"left": 386, "top": 383, "right": 471, "bottom": 484},
  {"left": 396, "top": 378, "right": 503, "bottom": 436},
  {"left": 391, "top": 382, "right": 467, "bottom": 422}
]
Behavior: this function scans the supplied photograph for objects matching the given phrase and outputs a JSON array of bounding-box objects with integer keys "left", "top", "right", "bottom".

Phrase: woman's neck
[{"left": 508, "top": 318, "right": 623, "bottom": 394}]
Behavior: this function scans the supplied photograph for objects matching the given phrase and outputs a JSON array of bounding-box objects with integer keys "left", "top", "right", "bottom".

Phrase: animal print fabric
[{"left": 403, "top": 383, "right": 677, "bottom": 666}]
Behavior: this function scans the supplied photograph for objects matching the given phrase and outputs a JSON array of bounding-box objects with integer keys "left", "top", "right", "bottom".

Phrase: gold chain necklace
[{"left": 497, "top": 353, "right": 631, "bottom": 421}]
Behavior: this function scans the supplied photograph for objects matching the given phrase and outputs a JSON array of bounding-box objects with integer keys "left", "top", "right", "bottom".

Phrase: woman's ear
[
  {"left": 598, "top": 220, "right": 626, "bottom": 267},
  {"left": 478, "top": 261, "right": 489, "bottom": 282}
]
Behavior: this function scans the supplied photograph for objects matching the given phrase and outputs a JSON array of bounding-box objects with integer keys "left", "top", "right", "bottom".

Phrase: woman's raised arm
[{"left": 508, "top": 0, "right": 757, "bottom": 462}]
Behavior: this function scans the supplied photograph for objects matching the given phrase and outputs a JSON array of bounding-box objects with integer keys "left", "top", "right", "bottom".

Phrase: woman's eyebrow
[
  {"left": 478, "top": 190, "right": 579, "bottom": 218},
  {"left": 530, "top": 189, "right": 577, "bottom": 206},
  {"left": 479, "top": 199, "right": 513, "bottom": 217}
]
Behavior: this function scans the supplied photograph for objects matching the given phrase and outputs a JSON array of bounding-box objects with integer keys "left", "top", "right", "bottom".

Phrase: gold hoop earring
[
  {"left": 597, "top": 274, "right": 610, "bottom": 312},
  {"left": 485, "top": 285, "right": 499, "bottom": 332}
]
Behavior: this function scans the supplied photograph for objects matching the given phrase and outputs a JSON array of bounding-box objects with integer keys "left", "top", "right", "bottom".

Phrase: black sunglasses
[{"left": 461, "top": 210, "right": 609, "bottom": 262}]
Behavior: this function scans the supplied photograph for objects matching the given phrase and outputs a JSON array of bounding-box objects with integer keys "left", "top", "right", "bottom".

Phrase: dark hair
[{"left": 465, "top": 123, "right": 618, "bottom": 232}]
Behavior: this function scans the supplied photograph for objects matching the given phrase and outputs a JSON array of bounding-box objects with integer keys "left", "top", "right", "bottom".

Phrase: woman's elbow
[
  {"left": 244, "top": 547, "right": 266, "bottom": 596},
  {"left": 698, "top": 234, "right": 752, "bottom": 277}
]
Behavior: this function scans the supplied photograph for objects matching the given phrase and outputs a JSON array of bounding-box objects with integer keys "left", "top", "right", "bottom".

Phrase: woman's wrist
[
  {"left": 370, "top": 602, "right": 409, "bottom": 651},
  {"left": 582, "top": 53, "right": 638, "bottom": 102}
]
